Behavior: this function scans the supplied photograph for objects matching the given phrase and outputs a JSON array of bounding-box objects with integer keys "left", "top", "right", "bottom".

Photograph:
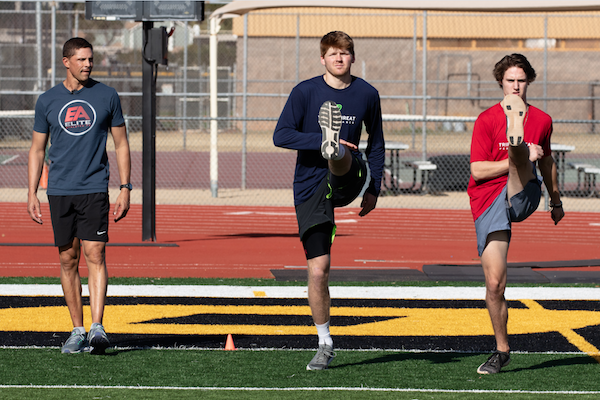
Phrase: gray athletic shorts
[{"left": 474, "top": 176, "right": 542, "bottom": 256}]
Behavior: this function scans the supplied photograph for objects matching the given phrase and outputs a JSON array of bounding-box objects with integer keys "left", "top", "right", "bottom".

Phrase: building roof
[
  {"left": 212, "top": 1, "right": 600, "bottom": 39},
  {"left": 211, "top": 0, "right": 600, "bottom": 20}
]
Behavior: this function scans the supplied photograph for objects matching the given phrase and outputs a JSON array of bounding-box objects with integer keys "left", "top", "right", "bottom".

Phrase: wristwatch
[{"left": 120, "top": 183, "right": 133, "bottom": 190}]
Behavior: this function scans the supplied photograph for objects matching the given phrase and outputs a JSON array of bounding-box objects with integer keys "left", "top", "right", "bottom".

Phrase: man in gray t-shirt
[{"left": 27, "top": 37, "right": 131, "bottom": 355}]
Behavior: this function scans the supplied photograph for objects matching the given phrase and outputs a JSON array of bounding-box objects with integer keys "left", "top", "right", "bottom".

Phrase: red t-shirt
[{"left": 467, "top": 103, "right": 552, "bottom": 221}]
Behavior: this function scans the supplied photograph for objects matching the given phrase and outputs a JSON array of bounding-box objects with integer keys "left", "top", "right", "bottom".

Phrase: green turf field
[
  {"left": 1, "top": 277, "right": 599, "bottom": 399},
  {"left": 0, "top": 349, "right": 599, "bottom": 399}
]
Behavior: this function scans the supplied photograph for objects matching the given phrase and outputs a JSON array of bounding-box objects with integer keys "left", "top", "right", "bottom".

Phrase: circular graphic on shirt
[{"left": 58, "top": 100, "right": 97, "bottom": 136}]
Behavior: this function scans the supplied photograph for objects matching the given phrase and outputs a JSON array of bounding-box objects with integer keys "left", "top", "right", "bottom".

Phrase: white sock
[
  {"left": 74, "top": 326, "right": 85, "bottom": 335},
  {"left": 315, "top": 321, "right": 333, "bottom": 346},
  {"left": 332, "top": 144, "right": 346, "bottom": 161}
]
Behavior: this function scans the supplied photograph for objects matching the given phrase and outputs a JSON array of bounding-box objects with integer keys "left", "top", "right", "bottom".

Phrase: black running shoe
[{"left": 477, "top": 351, "right": 511, "bottom": 374}]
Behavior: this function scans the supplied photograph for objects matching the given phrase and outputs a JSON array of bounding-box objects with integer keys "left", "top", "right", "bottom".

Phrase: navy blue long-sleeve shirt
[{"left": 273, "top": 76, "right": 385, "bottom": 206}]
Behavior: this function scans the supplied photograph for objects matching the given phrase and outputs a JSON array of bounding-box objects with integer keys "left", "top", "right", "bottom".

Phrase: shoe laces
[
  {"left": 488, "top": 351, "right": 508, "bottom": 367},
  {"left": 66, "top": 331, "right": 85, "bottom": 344},
  {"left": 315, "top": 346, "right": 335, "bottom": 362},
  {"left": 487, "top": 352, "right": 501, "bottom": 367}
]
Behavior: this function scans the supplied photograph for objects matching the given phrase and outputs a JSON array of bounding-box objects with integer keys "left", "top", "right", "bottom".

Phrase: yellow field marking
[
  {"left": 519, "top": 300, "right": 600, "bottom": 363},
  {"left": 253, "top": 291, "right": 267, "bottom": 297},
  {"left": 2, "top": 302, "right": 600, "bottom": 351}
]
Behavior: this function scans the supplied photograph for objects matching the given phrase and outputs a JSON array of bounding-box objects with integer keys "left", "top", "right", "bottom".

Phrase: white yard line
[
  {"left": 1, "top": 284, "right": 600, "bottom": 300},
  {"left": 0, "top": 385, "right": 599, "bottom": 395}
]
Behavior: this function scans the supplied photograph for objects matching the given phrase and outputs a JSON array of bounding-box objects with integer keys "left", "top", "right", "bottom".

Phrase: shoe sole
[
  {"left": 319, "top": 100, "right": 342, "bottom": 160},
  {"left": 306, "top": 360, "right": 333, "bottom": 371},
  {"left": 61, "top": 347, "right": 87, "bottom": 354},
  {"left": 502, "top": 94, "right": 526, "bottom": 147}
]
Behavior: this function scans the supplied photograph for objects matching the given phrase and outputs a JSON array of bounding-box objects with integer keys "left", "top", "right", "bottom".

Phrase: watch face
[{"left": 121, "top": 183, "right": 132, "bottom": 190}]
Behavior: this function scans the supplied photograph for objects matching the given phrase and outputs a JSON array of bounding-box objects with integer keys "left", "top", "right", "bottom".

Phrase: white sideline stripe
[
  {"left": 2, "top": 284, "right": 600, "bottom": 300},
  {"left": 0, "top": 346, "right": 586, "bottom": 355},
  {"left": 0, "top": 385, "right": 599, "bottom": 394}
]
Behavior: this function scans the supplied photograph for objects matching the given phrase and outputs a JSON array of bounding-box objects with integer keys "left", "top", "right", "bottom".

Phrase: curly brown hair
[{"left": 493, "top": 54, "right": 536, "bottom": 87}]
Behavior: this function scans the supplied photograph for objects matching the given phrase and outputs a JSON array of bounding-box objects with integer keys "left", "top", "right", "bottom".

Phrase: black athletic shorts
[
  {"left": 48, "top": 193, "right": 109, "bottom": 247},
  {"left": 295, "top": 153, "right": 368, "bottom": 243}
]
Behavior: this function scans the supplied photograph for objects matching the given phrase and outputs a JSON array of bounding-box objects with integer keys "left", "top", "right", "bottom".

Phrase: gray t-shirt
[{"left": 34, "top": 79, "right": 124, "bottom": 195}]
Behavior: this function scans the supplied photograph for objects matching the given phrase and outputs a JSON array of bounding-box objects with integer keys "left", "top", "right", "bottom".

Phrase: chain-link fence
[{"left": 1, "top": 3, "right": 599, "bottom": 212}]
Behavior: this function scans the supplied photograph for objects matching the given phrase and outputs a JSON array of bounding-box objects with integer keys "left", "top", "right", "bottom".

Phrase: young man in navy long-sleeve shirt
[{"left": 273, "top": 31, "right": 385, "bottom": 370}]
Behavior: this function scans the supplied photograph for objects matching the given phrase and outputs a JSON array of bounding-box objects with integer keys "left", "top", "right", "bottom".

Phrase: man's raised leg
[
  {"left": 319, "top": 100, "right": 353, "bottom": 177},
  {"left": 502, "top": 94, "right": 537, "bottom": 201}
]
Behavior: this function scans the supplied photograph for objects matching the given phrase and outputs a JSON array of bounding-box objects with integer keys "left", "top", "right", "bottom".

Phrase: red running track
[{"left": 1, "top": 202, "right": 599, "bottom": 278}]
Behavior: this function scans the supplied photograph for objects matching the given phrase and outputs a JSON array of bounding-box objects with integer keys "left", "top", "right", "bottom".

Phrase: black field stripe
[
  {"left": 537, "top": 300, "right": 600, "bottom": 311},
  {"left": 139, "top": 314, "right": 400, "bottom": 326},
  {"left": 1, "top": 331, "right": 589, "bottom": 353},
  {"left": 0, "top": 296, "right": 532, "bottom": 309}
]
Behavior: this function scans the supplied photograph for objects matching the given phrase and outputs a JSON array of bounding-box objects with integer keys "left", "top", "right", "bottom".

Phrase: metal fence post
[
  {"left": 412, "top": 13, "right": 417, "bottom": 149},
  {"left": 51, "top": 3, "right": 56, "bottom": 88},
  {"left": 183, "top": 21, "right": 188, "bottom": 150},
  {"left": 209, "top": 16, "right": 220, "bottom": 198},
  {"left": 296, "top": 14, "right": 300, "bottom": 84},
  {"left": 241, "top": 14, "right": 249, "bottom": 190},
  {"left": 544, "top": 14, "right": 549, "bottom": 113},
  {"left": 36, "top": 2, "right": 42, "bottom": 93},
  {"left": 142, "top": 21, "right": 157, "bottom": 242},
  {"left": 422, "top": 10, "right": 428, "bottom": 161}
]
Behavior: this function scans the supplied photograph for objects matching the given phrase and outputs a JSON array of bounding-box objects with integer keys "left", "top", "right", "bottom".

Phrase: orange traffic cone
[
  {"left": 39, "top": 163, "right": 49, "bottom": 189},
  {"left": 224, "top": 334, "right": 236, "bottom": 350}
]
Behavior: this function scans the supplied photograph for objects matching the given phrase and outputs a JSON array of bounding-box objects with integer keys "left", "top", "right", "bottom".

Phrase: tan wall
[{"left": 232, "top": 8, "right": 600, "bottom": 39}]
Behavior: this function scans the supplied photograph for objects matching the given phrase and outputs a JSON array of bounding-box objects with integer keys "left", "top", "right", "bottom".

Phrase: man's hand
[
  {"left": 528, "top": 143, "right": 544, "bottom": 162},
  {"left": 359, "top": 192, "right": 377, "bottom": 217},
  {"left": 339, "top": 139, "right": 358, "bottom": 151},
  {"left": 113, "top": 189, "right": 130, "bottom": 222},
  {"left": 27, "top": 194, "right": 43, "bottom": 224},
  {"left": 550, "top": 205, "right": 564, "bottom": 226}
]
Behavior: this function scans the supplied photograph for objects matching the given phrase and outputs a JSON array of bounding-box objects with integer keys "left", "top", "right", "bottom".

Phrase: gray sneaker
[
  {"left": 319, "top": 100, "right": 342, "bottom": 160},
  {"left": 61, "top": 329, "right": 88, "bottom": 354},
  {"left": 87, "top": 323, "right": 110, "bottom": 355},
  {"left": 306, "top": 344, "right": 336, "bottom": 370},
  {"left": 477, "top": 351, "right": 511, "bottom": 374}
]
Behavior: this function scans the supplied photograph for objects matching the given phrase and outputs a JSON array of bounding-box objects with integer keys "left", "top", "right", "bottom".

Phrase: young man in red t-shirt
[{"left": 467, "top": 54, "right": 564, "bottom": 374}]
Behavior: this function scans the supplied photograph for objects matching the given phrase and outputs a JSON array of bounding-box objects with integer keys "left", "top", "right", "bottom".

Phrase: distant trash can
[{"left": 428, "top": 154, "right": 471, "bottom": 192}]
